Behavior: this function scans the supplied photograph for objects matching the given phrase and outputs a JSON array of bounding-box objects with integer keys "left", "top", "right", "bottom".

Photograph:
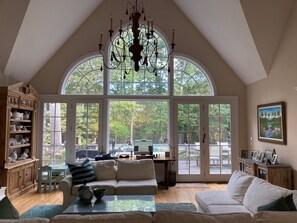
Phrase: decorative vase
[{"left": 78, "top": 180, "right": 94, "bottom": 203}]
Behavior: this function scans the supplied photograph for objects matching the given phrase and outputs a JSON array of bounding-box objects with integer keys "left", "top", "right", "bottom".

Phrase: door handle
[{"left": 202, "top": 133, "right": 206, "bottom": 143}]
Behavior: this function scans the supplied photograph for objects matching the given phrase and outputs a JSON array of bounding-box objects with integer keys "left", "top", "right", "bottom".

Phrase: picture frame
[
  {"left": 257, "top": 102, "right": 286, "bottom": 145},
  {"left": 241, "top": 150, "right": 248, "bottom": 158},
  {"left": 264, "top": 148, "right": 274, "bottom": 162},
  {"left": 250, "top": 150, "right": 259, "bottom": 159},
  {"left": 271, "top": 154, "right": 278, "bottom": 164},
  {"left": 259, "top": 152, "right": 265, "bottom": 163}
]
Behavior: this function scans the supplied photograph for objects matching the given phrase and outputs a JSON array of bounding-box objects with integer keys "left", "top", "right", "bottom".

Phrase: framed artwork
[{"left": 257, "top": 102, "right": 286, "bottom": 145}]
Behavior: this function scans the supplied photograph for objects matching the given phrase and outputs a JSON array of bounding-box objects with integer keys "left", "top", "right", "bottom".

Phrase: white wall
[{"left": 247, "top": 2, "right": 297, "bottom": 188}]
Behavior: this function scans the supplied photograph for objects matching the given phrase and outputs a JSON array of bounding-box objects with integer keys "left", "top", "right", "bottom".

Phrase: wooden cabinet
[
  {"left": 239, "top": 158, "right": 292, "bottom": 189},
  {"left": 0, "top": 82, "right": 39, "bottom": 200}
]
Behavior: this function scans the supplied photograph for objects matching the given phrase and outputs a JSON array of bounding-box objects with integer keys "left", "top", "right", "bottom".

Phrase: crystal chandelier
[{"left": 98, "top": 0, "right": 175, "bottom": 79}]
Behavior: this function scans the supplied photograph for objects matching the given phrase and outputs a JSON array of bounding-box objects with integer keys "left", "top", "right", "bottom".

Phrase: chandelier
[{"left": 98, "top": 0, "right": 175, "bottom": 79}]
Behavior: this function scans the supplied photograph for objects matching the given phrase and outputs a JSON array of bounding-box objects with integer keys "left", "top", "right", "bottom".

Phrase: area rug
[
  {"left": 175, "top": 183, "right": 209, "bottom": 188},
  {"left": 21, "top": 205, "right": 64, "bottom": 219},
  {"left": 156, "top": 203, "right": 197, "bottom": 212}
]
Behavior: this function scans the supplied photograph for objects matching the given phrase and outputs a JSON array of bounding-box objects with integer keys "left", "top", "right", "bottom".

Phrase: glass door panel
[
  {"left": 208, "top": 104, "right": 232, "bottom": 175},
  {"left": 177, "top": 103, "right": 201, "bottom": 176}
]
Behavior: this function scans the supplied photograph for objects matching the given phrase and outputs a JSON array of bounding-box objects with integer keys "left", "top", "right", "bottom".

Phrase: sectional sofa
[
  {"left": 195, "top": 170, "right": 297, "bottom": 214},
  {"left": 1, "top": 210, "right": 297, "bottom": 223},
  {"left": 59, "top": 159, "right": 158, "bottom": 207}
]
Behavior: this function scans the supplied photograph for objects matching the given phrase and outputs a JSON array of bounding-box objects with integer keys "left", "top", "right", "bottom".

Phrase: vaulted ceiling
[{"left": 0, "top": 0, "right": 294, "bottom": 85}]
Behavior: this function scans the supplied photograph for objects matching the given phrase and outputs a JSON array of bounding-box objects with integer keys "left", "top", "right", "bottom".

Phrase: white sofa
[
  {"left": 59, "top": 159, "right": 158, "bottom": 208},
  {"left": 195, "top": 170, "right": 297, "bottom": 214},
  {"left": 1, "top": 210, "right": 297, "bottom": 223}
]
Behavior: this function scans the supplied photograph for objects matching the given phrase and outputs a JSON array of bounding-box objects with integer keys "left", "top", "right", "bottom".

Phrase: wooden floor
[{"left": 11, "top": 183, "right": 227, "bottom": 215}]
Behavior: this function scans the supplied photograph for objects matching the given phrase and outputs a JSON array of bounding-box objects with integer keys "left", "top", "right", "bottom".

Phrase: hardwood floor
[{"left": 11, "top": 183, "right": 227, "bottom": 215}]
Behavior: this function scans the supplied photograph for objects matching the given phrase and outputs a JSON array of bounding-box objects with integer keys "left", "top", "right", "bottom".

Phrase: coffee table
[{"left": 63, "top": 195, "right": 156, "bottom": 214}]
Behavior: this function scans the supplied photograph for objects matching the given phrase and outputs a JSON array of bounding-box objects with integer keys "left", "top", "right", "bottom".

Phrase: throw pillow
[
  {"left": 284, "top": 194, "right": 297, "bottom": 211},
  {"left": 257, "top": 196, "right": 290, "bottom": 212},
  {"left": 227, "top": 170, "right": 254, "bottom": 203},
  {"left": 0, "top": 196, "right": 20, "bottom": 219},
  {"left": 68, "top": 158, "right": 96, "bottom": 185}
]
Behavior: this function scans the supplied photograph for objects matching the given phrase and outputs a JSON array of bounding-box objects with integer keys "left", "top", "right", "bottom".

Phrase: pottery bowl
[{"left": 93, "top": 188, "right": 106, "bottom": 200}]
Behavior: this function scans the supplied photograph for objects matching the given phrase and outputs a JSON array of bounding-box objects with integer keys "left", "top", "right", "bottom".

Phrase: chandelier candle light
[{"left": 98, "top": 0, "right": 175, "bottom": 79}]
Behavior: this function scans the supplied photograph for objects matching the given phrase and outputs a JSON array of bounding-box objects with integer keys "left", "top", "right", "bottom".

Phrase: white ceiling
[{"left": 0, "top": 0, "right": 294, "bottom": 85}]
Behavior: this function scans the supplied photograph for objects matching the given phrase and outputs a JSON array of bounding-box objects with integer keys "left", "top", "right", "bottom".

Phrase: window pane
[
  {"left": 63, "top": 56, "right": 104, "bottom": 95},
  {"left": 209, "top": 104, "right": 231, "bottom": 174},
  {"left": 108, "top": 27, "right": 169, "bottom": 95},
  {"left": 75, "top": 103, "right": 100, "bottom": 160},
  {"left": 42, "top": 103, "right": 67, "bottom": 165},
  {"left": 109, "top": 100, "right": 168, "bottom": 155},
  {"left": 174, "top": 57, "right": 212, "bottom": 96}
]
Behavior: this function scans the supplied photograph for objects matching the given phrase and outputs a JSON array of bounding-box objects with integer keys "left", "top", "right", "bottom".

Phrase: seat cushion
[
  {"left": 92, "top": 160, "right": 116, "bottom": 180},
  {"left": 72, "top": 180, "right": 117, "bottom": 195},
  {"left": 243, "top": 177, "right": 289, "bottom": 213},
  {"left": 195, "top": 190, "right": 241, "bottom": 213},
  {"left": 207, "top": 205, "right": 251, "bottom": 214},
  {"left": 116, "top": 179, "right": 158, "bottom": 195},
  {"left": 227, "top": 170, "right": 254, "bottom": 203},
  {"left": 117, "top": 159, "right": 156, "bottom": 180},
  {"left": 154, "top": 210, "right": 253, "bottom": 223}
]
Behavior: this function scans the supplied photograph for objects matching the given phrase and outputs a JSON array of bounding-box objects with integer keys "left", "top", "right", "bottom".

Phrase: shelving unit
[
  {"left": 239, "top": 158, "right": 292, "bottom": 189},
  {"left": 0, "top": 82, "right": 39, "bottom": 200}
]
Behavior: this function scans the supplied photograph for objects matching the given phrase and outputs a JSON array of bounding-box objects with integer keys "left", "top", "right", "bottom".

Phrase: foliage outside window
[
  {"left": 108, "top": 27, "right": 169, "bottom": 96},
  {"left": 174, "top": 57, "right": 212, "bottom": 96},
  {"left": 109, "top": 100, "right": 168, "bottom": 154},
  {"left": 75, "top": 103, "right": 100, "bottom": 159},
  {"left": 63, "top": 56, "right": 104, "bottom": 95},
  {"left": 42, "top": 103, "right": 67, "bottom": 165}
]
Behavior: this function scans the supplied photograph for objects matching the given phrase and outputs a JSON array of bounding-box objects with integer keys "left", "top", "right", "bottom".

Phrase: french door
[{"left": 174, "top": 98, "right": 238, "bottom": 182}]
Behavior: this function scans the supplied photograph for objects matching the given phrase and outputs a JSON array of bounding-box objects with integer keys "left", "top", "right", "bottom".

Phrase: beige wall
[
  {"left": 31, "top": 0, "right": 246, "bottom": 167},
  {"left": 247, "top": 3, "right": 297, "bottom": 188}
]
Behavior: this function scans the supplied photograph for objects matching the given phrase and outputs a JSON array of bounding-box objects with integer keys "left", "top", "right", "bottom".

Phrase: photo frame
[
  {"left": 259, "top": 152, "right": 265, "bottom": 163},
  {"left": 264, "top": 149, "right": 274, "bottom": 161},
  {"left": 271, "top": 154, "right": 278, "bottom": 164},
  {"left": 241, "top": 150, "right": 248, "bottom": 158},
  {"left": 257, "top": 102, "right": 286, "bottom": 144},
  {"left": 250, "top": 150, "right": 259, "bottom": 159}
]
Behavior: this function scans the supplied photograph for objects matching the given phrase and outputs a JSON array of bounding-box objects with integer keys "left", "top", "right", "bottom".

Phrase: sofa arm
[
  {"left": 59, "top": 175, "right": 73, "bottom": 192},
  {"left": 58, "top": 175, "right": 76, "bottom": 208}
]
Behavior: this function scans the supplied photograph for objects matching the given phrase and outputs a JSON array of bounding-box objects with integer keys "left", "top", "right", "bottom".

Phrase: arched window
[
  {"left": 62, "top": 55, "right": 104, "bottom": 95},
  {"left": 174, "top": 56, "right": 213, "bottom": 96}
]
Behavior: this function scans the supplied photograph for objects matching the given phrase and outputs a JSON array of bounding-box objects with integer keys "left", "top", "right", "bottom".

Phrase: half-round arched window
[
  {"left": 62, "top": 55, "right": 104, "bottom": 95},
  {"left": 174, "top": 56, "right": 214, "bottom": 96}
]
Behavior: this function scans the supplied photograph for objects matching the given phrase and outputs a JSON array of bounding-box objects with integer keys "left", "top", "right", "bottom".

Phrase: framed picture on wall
[{"left": 257, "top": 102, "right": 287, "bottom": 145}]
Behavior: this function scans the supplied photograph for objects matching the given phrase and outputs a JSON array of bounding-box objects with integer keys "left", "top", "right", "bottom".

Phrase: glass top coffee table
[{"left": 63, "top": 195, "right": 156, "bottom": 214}]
